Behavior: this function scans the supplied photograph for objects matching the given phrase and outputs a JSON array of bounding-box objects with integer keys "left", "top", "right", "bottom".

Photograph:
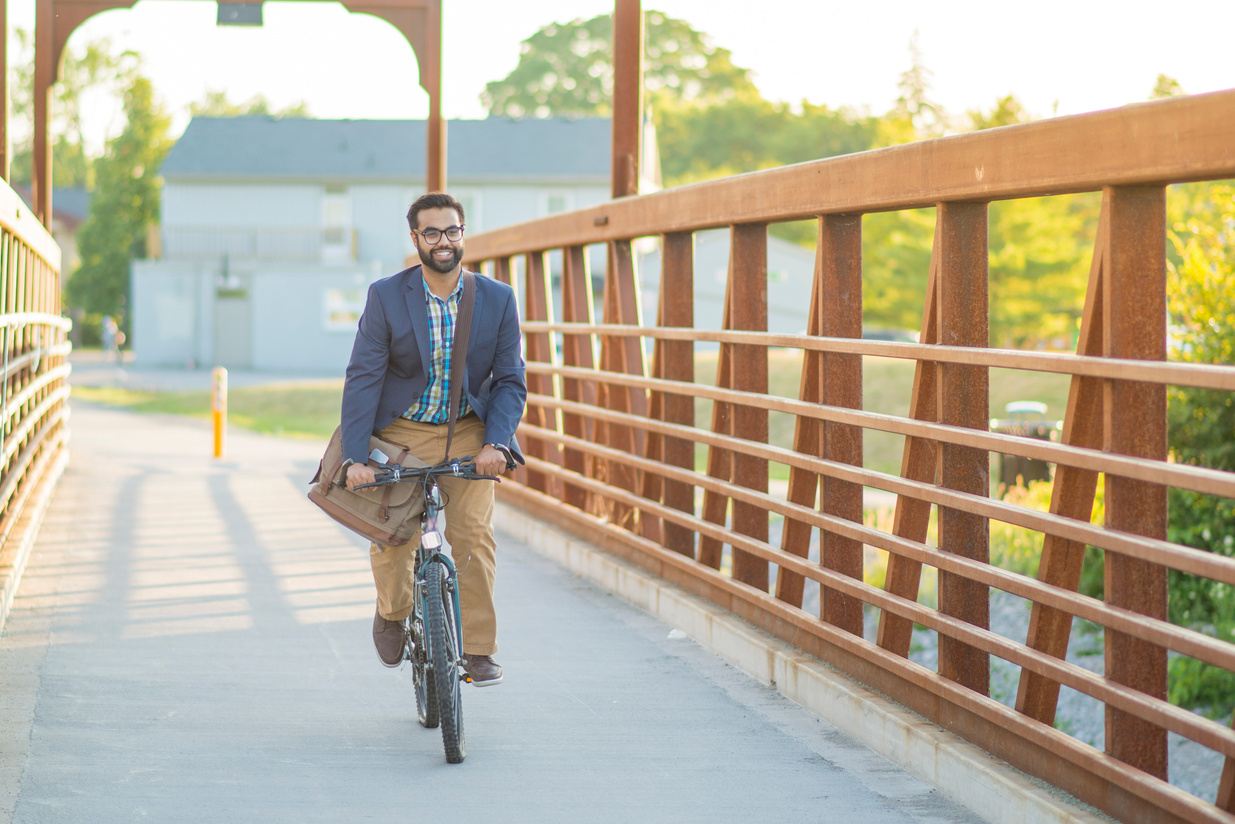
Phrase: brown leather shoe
[
  {"left": 373, "top": 606, "right": 404, "bottom": 668},
  {"left": 462, "top": 654, "right": 503, "bottom": 686}
]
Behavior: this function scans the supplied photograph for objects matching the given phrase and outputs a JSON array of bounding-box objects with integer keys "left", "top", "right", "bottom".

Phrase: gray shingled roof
[
  {"left": 160, "top": 117, "right": 611, "bottom": 182},
  {"left": 13, "top": 186, "right": 91, "bottom": 223}
]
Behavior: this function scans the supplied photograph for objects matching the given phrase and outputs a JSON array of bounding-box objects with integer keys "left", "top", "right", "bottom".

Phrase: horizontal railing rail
[
  {"left": 521, "top": 322, "right": 1235, "bottom": 391},
  {"left": 464, "top": 89, "right": 1235, "bottom": 824},
  {"left": 529, "top": 357, "right": 1235, "bottom": 500},
  {"left": 0, "top": 181, "right": 71, "bottom": 634}
]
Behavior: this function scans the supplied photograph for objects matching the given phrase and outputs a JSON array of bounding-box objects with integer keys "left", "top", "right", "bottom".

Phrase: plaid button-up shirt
[{"left": 403, "top": 276, "right": 470, "bottom": 423}]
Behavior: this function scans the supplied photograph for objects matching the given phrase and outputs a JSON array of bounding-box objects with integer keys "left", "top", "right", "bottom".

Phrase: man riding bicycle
[{"left": 340, "top": 191, "right": 526, "bottom": 687}]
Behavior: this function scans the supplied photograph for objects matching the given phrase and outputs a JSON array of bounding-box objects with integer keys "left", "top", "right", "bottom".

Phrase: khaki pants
[{"left": 369, "top": 415, "right": 499, "bottom": 656}]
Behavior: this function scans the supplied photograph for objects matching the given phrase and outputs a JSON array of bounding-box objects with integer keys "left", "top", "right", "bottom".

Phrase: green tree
[
  {"left": 987, "top": 193, "right": 1099, "bottom": 348},
  {"left": 1166, "top": 185, "right": 1235, "bottom": 472},
  {"left": 189, "top": 89, "right": 310, "bottom": 118},
  {"left": 655, "top": 95, "right": 781, "bottom": 182},
  {"left": 1150, "top": 73, "right": 1185, "bottom": 99},
  {"left": 968, "top": 94, "right": 1031, "bottom": 131},
  {"left": 770, "top": 102, "right": 878, "bottom": 166},
  {"left": 1162, "top": 183, "right": 1235, "bottom": 715},
  {"left": 67, "top": 73, "right": 172, "bottom": 326},
  {"left": 8, "top": 28, "right": 136, "bottom": 187},
  {"left": 861, "top": 207, "right": 936, "bottom": 330},
  {"left": 891, "top": 31, "right": 946, "bottom": 138},
  {"left": 481, "top": 9, "right": 758, "bottom": 118}
]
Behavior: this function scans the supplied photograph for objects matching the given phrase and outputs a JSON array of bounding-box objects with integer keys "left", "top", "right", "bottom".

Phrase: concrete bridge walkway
[{"left": 1, "top": 390, "right": 987, "bottom": 823}]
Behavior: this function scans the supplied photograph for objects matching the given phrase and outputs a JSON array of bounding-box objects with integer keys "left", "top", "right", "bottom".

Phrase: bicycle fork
[{"left": 417, "top": 536, "right": 467, "bottom": 683}]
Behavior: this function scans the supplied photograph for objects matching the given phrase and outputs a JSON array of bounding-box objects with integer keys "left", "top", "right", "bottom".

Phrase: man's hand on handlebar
[
  {"left": 475, "top": 444, "right": 509, "bottom": 477},
  {"left": 345, "top": 462, "right": 377, "bottom": 490}
]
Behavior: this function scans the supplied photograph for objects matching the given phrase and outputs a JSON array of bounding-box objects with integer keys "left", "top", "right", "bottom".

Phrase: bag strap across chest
[{"left": 442, "top": 270, "right": 476, "bottom": 461}]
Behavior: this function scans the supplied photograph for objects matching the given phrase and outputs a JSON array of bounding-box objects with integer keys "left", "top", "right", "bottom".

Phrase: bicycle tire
[
  {"left": 424, "top": 561, "right": 465, "bottom": 763},
  {"left": 410, "top": 610, "right": 438, "bottom": 728}
]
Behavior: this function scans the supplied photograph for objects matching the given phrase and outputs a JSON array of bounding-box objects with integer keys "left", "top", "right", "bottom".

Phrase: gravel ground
[{"left": 769, "top": 514, "right": 1225, "bottom": 806}]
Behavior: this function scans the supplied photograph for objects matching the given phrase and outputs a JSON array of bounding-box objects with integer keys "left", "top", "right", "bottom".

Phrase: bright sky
[{"left": 8, "top": 0, "right": 1235, "bottom": 142}]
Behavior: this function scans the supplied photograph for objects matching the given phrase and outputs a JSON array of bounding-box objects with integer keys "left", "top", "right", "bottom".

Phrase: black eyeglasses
[{"left": 416, "top": 225, "right": 464, "bottom": 244}]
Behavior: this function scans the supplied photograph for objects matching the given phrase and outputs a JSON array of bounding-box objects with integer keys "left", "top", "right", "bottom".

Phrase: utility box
[{"left": 990, "top": 401, "right": 1059, "bottom": 490}]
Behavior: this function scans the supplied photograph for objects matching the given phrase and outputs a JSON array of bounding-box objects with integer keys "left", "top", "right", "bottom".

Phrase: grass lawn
[
  {"left": 72, "top": 381, "right": 345, "bottom": 441},
  {"left": 73, "top": 352, "right": 1071, "bottom": 478}
]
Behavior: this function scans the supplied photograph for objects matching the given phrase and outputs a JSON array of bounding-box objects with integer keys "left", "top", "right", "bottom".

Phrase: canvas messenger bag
[
  {"left": 308, "top": 428, "right": 431, "bottom": 546},
  {"left": 308, "top": 271, "right": 476, "bottom": 546}
]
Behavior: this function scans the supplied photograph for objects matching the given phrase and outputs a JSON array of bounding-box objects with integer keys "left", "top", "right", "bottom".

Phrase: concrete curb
[{"left": 496, "top": 502, "right": 1111, "bottom": 824}]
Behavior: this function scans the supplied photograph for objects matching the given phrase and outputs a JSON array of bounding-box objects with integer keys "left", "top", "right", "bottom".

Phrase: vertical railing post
[
  {"left": 877, "top": 227, "right": 941, "bottom": 656},
  {"left": 522, "top": 250, "right": 557, "bottom": 495},
  {"left": 651, "top": 231, "right": 695, "bottom": 555},
  {"left": 936, "top": 201, "right": 990, "bottom": 696},
  {"left": 1, "top": 0, "right": 9, "bottom": 183},
  {"left": 597, "top": 238, "right": 646, "bottom": 530},
  {"left": 819, "top": 214, "right": 864, "bottom": 635},
  {"left": 775, "top": 239, "right": 824, "bottom": 609},
  {"left": 33, "top": 0, "right": 54, "bottom": 225},
  {"left": 697, "top": 276, "right": 734, "bottom": 571},
  {"left": 560, "top": 245, "right": 597, "bottom": 513},
  {"left": 611, "top": 0, "right": 642, "bottom": 199},
  {"left": 778, "top": 214, "right": 864, "bottom": 622},
  {"left": 729, "top": 223, "right": 768, "bottom": 590},
  {"left": 1103, "top": 184, "right": 1168, "bottom": 780},
  {"left": 424, "top": 0, "right": 445, "bottom": 193},
  {"left": 492, "top": 256, "right": 512, "bottom": 288},
  {"left": 491, "top": 256, "right": 526, "bottom": 485}
]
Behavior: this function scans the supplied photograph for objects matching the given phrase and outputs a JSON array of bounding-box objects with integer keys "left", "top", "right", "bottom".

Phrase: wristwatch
[{"left": 485, "top": 442, "right": 516, "bottom": 469}]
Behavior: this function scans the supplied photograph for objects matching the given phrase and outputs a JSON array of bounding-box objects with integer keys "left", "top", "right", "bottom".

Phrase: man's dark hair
[{"left": 407, "top": 192, "right": 466, "bottom": 231}]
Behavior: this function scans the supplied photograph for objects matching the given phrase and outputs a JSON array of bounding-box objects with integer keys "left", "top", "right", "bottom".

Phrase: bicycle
[{"left": 357, "top": 455, "right": 501, "bottom": 764}]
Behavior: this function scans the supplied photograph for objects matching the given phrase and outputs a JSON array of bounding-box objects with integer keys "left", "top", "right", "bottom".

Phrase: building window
[
  {"left": 324, "top": 288, "right": 365, "bottom": 331},
  {"left": 454, "top": 192, "right": 481, "bottom": 232},
  {"left": 542, "top": 190, "right": 573, "bottom": 216},
  {"left": 322, "top": 190, "right": 351, "bottom": 227},
  {"left": 322, "top": 191, "right": 353, "bottom": 263}
]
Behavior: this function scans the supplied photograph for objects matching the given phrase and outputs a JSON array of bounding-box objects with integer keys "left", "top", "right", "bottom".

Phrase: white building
[
  {"left": 131, "top": 116, "right": 613, "bottom": 371},
  {"left": 636, "top": 229, "right": 819, "bottom": 338}
]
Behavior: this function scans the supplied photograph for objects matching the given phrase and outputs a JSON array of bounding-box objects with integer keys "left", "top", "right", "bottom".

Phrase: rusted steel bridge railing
[
  {"left": 464, "top": 90, "right": 1235, "bottom": 824},
  {"left": 0, "top": 181, "right": 72, "bottom": 632}
]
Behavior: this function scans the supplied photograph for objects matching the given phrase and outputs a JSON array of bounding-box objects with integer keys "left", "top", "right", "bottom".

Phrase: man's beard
[{"left": 418, "top": 243, "right": 463, "bottom": 274}]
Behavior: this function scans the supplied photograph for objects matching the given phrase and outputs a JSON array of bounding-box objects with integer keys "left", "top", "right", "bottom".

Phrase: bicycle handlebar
[{"left": 353, "top": 456, "right": 502, "bottom": 490}]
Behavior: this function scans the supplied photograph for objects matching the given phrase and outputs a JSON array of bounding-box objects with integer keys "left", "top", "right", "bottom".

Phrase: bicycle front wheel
[
  {"left": 423, "top": 560, "right": 465, "bottom": 763},
  {"left": 410, "top": 610, "right": 438, "bottom": 729}
]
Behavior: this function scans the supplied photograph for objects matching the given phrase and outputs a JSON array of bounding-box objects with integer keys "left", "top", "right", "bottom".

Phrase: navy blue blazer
[{"left": 340, "top": 265, "right": 527, "bottom": 465}]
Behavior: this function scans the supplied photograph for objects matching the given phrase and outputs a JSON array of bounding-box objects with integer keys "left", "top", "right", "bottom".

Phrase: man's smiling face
[{"left": 412, "top": 206, "right": 465, "bottom": 275}]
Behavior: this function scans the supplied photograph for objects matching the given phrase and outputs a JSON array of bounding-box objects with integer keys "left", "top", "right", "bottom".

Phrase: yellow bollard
[{"left": 212, "top": 367, "right": 228, "bottom": 459}]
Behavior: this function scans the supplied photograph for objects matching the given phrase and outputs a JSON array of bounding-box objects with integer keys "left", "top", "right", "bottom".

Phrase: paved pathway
[{"left": 1, "top": 394, "right": 986, "bottom": 823}]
